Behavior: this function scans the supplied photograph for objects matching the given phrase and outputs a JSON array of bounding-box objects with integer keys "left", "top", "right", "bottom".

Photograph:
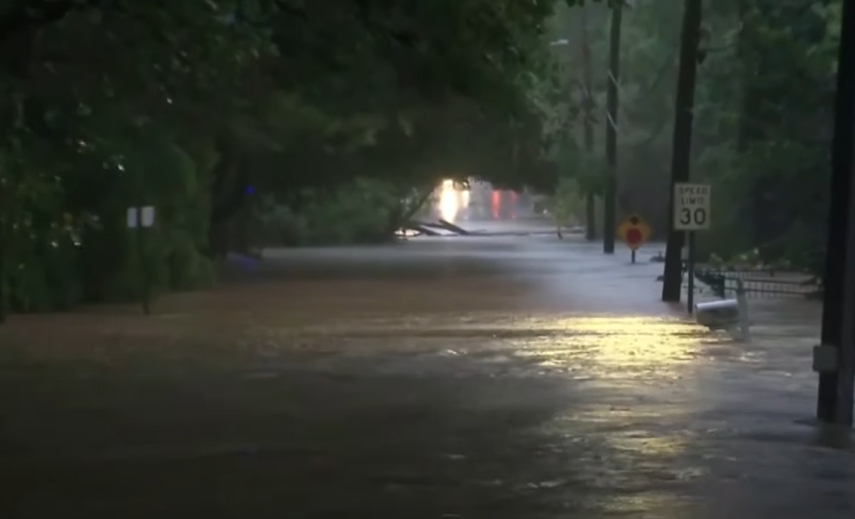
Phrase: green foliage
[
  {"left": 0, "top": 0, "right": 567, "bottom": 316},
  {"left": 693, "top": 0, "right": 838, "bottom": 272},
  {"left": 553, "top": 0, "right": 839, "bottom": 271},
  {"left": 550, "top": 177, "right": 585, "bottom": 227},
  {"left": 258, "top": 178, "right": 431, "bottom": 246}
]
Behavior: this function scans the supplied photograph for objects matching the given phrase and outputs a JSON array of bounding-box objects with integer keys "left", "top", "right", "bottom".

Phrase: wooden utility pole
[
  {"left": 580, "top": 3, "right": 597, "bottom": 241},
  {"left": 661, "top": 0, "right": 703, "bottom": 302},
  {"left": 603, "top": 1, "right": 623, "bottom": 254},
  {"left": 816, "top": 0, "right": 855, "bottom": 426}
]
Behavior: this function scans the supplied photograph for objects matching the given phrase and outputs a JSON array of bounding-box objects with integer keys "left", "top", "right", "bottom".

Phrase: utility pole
[
  {"left": 661, "top": 0, "right": 703, "bottom": 302},
  {"left": 603, "top": 0, "right": 623, "bottom": 254},
  {"left": 580, "top": 3, "right": 597, "bottom": 241},
  {"left": 815, "top": 0, "right": 855, "bottom": 426}
]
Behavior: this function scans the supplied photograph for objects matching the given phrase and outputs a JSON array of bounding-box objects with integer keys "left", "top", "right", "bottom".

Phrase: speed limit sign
[{"left": 673, "top": 183, "right": 710, "bottom": 230}]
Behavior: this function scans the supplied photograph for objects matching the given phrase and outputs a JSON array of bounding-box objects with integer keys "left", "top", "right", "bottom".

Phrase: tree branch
[{"left": 0, "top": 0, "right": 104, "bottom": 44}]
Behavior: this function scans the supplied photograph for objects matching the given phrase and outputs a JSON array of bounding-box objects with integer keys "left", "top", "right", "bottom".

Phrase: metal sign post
[
  {"left": 673, "top": 183, "right": 711, "bottom": 314},
  {"left": 127, "top": 206, "right": 156, "bottom": 315},
  {"left": 687, "top": 232, "right": 695, "bottom": 312}
]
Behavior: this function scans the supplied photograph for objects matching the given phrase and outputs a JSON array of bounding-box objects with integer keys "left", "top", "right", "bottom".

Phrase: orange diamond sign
[{"left": 616, "top": 213, "right": 651, "bottom": 251}]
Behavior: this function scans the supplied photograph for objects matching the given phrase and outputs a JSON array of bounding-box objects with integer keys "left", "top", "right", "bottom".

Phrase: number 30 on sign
[{"left": 673, "top": 183, "right": 711, "bottom": 231}]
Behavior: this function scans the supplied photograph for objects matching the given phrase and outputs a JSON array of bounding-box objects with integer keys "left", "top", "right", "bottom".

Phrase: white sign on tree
[
  {"left": 673, "top": 183, "right": 711, "bottom": 230},
  {"left": 127, "top": 206, "right": 156, "bottom": 228}
]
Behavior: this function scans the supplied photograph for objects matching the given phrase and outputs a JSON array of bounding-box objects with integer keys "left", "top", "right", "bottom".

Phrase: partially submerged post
[
  {"left": 735, "top": 278, "right": 751, "bottom": 342},
  {"left": 127, "top": 206, "right": 156, "bottom": 315},
  {"left": 616, "top": 213, "right": 651, "bottom": 263},
  {"left": 694, "top": 278, "right": 750, "bottom": 341},
  {"left": 673, "top": 183, "right": 711, "bottom": 313}
]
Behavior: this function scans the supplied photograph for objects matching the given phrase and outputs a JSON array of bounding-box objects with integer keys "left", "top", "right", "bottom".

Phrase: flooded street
[{"left": 0, "top": 226, "right": 852, "bottom": 518}]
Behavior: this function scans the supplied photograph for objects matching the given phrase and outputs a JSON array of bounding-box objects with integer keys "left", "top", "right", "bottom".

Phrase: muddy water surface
[{"left": 0, "top": 234, "right": 851, "bottom": 518}]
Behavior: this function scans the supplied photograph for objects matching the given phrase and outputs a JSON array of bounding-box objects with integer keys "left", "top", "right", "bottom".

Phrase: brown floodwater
[{"left": 0, "top": 229, "right": 850, "bottom": 518}]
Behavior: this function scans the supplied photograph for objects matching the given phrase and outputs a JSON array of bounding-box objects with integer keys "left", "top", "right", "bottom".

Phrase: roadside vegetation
[{"left": 0, "top": 0, "right": 839, "bottom": 318}]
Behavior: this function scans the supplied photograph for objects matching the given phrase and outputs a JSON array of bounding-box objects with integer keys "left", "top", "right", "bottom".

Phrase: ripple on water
[{"left": 505, "top": 316, "right": 712, "bottom": 382}]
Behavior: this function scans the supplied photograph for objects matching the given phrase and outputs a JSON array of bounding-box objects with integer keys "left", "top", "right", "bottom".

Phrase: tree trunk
[
  {"left": 390, "top": 186, "right": 434, "bottom": 235},
  {"left": 603, "top": 1, "right": 623, "bottom": 254},
  {"left": 0, "top": 87, "right": 27, "bottom": 324},
  {"left": 661, "top": 0, "right": 703, "bottom": 302},
  {"left": 234, "top": 202, "right": 251, "bottom": 254},
  {"left": 580, "top": 3, "right": 597, "bottom": 241},
  {"left": 207, "top": 136, "right": 248, "bottom": 257},
  {"left": 0, "top": 216, "right": 6, "bottom": 323},
  {"left": 0, "top": 110, "right": 7, "bottom": 323}
]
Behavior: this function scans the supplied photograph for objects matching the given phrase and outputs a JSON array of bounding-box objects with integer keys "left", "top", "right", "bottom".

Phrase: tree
[
  {"left": 561, "top": 0, "right": 625, "bottom": 252},
  {"left": 0, "top": 0, "right": 568, "bottom": 319},
  {"left": 553, "top": 0, "right": 838, "bottom": 284},
  {"left": 602, "top": 0, "right": 623, "bottom": 254},
  {"left": 579, "top": 3, "right": 598, "bottom": 241}
]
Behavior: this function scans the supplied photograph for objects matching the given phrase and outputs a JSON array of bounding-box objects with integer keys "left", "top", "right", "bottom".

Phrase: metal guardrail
[{"left": 692, "top": 266, "right": 821, "bottom": 299}]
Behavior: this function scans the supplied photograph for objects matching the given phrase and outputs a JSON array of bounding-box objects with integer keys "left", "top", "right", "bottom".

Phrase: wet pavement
[{"left": 0, "top": 227, "right": 852, "bottom": 518}]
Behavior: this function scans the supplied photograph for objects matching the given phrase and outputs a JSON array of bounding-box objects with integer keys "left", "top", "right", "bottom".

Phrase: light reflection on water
[
  {"left": 520, "top": 316, "right": 711, "bottom": 514},
  {"left": 513, "top": 316, "right": 703, "bottom": 377}
]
